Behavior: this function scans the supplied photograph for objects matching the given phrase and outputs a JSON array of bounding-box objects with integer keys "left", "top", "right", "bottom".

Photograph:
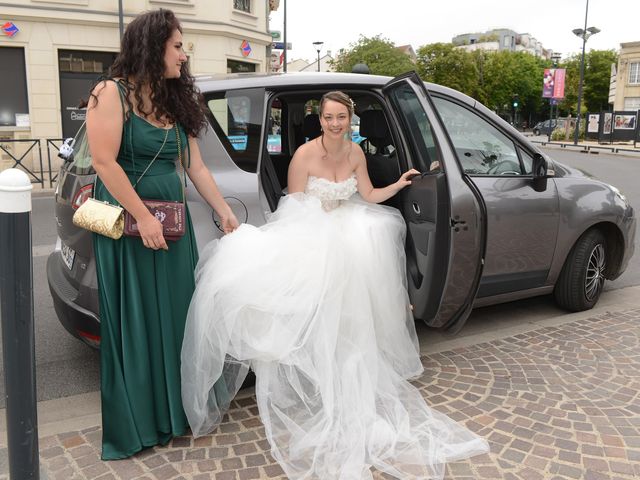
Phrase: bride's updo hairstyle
[{"left": 318, "top": 91, "right": 355, "bottom": 119}]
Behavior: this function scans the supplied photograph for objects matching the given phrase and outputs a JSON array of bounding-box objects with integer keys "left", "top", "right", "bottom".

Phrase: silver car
[{"left": 47, "top": 72, "right": 636, "bottom": 347}]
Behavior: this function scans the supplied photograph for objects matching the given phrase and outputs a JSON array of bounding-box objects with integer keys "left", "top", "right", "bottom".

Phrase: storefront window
[
  {"left": 0, "top": 47, "right": 29, "bottom": 127},
  {"left": 227, "top": 59, "right": 256, "bottom": 73},
  {"left": 58, "top": 49, "right": 116, "bottom": 137}
]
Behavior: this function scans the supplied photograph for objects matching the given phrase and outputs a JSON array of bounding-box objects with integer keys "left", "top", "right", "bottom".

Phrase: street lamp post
[
  {"left": 118, "top": 0, "right": 124, "bottom": 39},
  {"left": 312, "top": 41, "right": 324, "bottom": 72},
  {"left": 282, "top": 0, "right": 287, "bottom": 72},
  {"left": 572, "top": 0, "right": 600, "bottom": 145}
]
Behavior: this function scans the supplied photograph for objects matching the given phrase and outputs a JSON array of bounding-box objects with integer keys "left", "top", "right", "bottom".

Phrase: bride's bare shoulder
[{"left": 294, "top": 138, "right": 321, "bottom": 157}]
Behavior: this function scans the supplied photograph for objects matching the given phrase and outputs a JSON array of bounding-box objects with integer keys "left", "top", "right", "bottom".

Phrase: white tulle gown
[{"left": 181, "top": 174, "right": 489, "bottom": 479}]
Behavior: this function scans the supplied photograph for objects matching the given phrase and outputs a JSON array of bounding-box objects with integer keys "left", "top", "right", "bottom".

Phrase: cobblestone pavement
[{"left": 2, "top": 309, "right": 640, "bottom": 480}]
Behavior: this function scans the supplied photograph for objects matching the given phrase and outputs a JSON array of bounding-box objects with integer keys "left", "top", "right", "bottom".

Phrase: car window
[
  {"left": 518, "top": 147, "right": 534, "bottom": 175},
  {"left": 433, "top": 96, "right": 524, "bottom": 176},
  {"left": 385, "top": 82, "right": 438, "bottom": 173},
  {"left": 268, "top": 99, "right": 282, "bottom": 154},
  {"left": 204, "top": 88, "right": 264, "bottom": 173},
  {"left": 66, "top": 121, "right": 93, "bottom": 175}
]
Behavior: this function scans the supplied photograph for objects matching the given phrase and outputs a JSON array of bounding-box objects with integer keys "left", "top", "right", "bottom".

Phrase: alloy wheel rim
[{"left": 585, "top": 243, "right": 605, "bottom": 301}]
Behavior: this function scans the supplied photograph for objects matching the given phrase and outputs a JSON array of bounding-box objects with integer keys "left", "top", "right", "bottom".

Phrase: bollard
[{"left": 0, "top": 168, "right": 40, "bottom": 480}]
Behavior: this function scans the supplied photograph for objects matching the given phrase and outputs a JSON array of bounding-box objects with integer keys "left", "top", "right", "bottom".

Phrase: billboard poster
[
  {"left": 542, "top": 68, "right": 566, "bottom": 99},
  {"left": 553, "top": 69, "right": 566, "bottom": 99},
  {"left": 543, "top": 69, "right": 554, "bottom": 98},
  {"left": 587, "top": 114, "right": 600, "bottom": 133},
  {"left": 614, "top": 114, "right": 636, "bottom": 130},
  {"left": 603, "top": 113, "right": 612, "bottom": 134}
]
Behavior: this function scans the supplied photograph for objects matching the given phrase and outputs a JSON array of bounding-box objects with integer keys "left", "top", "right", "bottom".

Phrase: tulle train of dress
[{"left": 181, "top": 175, "right": 489, "bottom": 479}]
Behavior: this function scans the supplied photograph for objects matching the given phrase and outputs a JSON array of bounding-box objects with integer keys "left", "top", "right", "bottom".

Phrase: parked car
[
  {"left": 533, "top": 119, "right": 567, "bottom": 136},
  {"left": 48, "top": 72, "right": 636, "bottom": 347}
]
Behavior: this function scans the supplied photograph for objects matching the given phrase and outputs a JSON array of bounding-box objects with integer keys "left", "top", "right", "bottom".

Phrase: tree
[
  {"left": 477, "top": 50, "right": 546, "bottom": 123},
  {"left": 415, "top": 43, "right": 483, "bottom": 101},
  {"left": 556, "top": 55, "right": 581, "bottom": 117},
  {"left": 330, "top": 35, "right": 415, "bottom": 77},
  {"left": 584, "top": 49, "right": 617, "bottom": 112},
  {"left": 552, "top": 50, "right": 616, "bottom": 117},
  {"left": 415, "top": 44, "right": 547, "bottom": 124}
]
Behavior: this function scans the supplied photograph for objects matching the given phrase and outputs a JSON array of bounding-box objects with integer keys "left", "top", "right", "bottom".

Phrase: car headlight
[{"left": 610, "top": 185, "right": 628, "bottom": 204}]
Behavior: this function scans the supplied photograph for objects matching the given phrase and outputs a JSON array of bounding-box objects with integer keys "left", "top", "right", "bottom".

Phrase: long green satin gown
[{"left": 93, "top": 90, "right": 198, "bottom": 460}]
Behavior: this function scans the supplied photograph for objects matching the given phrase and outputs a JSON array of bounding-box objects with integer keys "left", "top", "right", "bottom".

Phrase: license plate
[{"left": 61, "top": 243, "right": 75, "bottom": 271}]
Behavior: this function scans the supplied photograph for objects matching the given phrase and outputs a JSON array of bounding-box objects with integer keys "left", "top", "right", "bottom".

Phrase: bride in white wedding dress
[{"left": 181, "top": 91, "right": 490, "bottom": 479}]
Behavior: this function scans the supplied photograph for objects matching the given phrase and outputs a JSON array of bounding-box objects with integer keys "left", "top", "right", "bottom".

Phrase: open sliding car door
[{"left": 383, "top": 72, "right": 486, "bottom": 332}]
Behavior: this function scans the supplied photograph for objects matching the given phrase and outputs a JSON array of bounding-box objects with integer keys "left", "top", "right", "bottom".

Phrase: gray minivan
[{"left": 48, "top": 72, "right": 636, "bottom": 347}]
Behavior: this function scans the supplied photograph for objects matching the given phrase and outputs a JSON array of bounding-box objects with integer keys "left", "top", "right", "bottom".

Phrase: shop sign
[
  {"left": 2, "top": 22, "right": 19, "bottom": 37},
  {"left": 240, "top": 40, "right": 252, "bottom": 57}
]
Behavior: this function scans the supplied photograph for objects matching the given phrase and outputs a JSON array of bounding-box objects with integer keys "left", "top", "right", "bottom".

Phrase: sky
[{"left": 269, "top": 0, "right": 640, "bottom": 63}]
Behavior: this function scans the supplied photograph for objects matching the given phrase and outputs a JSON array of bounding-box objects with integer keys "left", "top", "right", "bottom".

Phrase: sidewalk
[
  {"left": 2, "top": 287, "right": 640, "bottom": 480},
  {"left": 526, "top": 135, "right": 640, "bottom": 156}
]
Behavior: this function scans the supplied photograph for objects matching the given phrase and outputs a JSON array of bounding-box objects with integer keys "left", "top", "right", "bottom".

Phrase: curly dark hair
[{"left": 93, "top": 9, "right": 207, "bottom": 137}]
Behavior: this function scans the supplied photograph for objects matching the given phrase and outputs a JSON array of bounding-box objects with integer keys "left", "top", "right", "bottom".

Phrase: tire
[
  {"left": 554, "top": 229, "right": 607, "bottom": 311},
  {"left": 533, "top": 129, "right": 540, "bottom": 136}
]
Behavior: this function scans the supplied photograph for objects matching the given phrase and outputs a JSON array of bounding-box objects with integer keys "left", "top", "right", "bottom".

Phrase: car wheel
[
  {"left": 533, "top": 129, "right": 540, "bottom": 136},
  {"left": 554, "top": 229, "right": 607, "bottom": 311}
]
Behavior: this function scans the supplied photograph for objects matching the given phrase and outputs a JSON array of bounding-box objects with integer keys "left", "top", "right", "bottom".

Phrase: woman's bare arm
[
  {"left": 353, "top": 147, "right": 418, "bottom": 203},
  {"left": 287, "top": 145, "right": 310, "bottom": 194},
  {"left": 86, "top": 80, "right": 168, "bottom": 250},
  {"left": 184, "top": 137, "right": 238, "bottom": 234}
]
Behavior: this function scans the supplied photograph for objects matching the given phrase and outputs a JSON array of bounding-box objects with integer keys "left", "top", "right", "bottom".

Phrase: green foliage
[
  {"left": 584, "top": 50, "right": 618, "bottom": 112},
  {"left": 416, "top": 43, "right": 483, "bottom": 100},
  {"left": 482, "top": 50, "right": 546, "bottom": 118},
  {"left": 554, "top": 50, "right": 616, "bottom": 116},
  {"left": 416, "top": 45, "right": 546, "bottom": 119},
  {"left": 551, "top": 128, "right": 566, "bottom": 141},
  {"left": 556, "top": 55, "right": 581, "bottom": 116},
  {"left": 332, "top": 35, "right": 616, "bottom": 124},
  {"left": 330, "top": 35, "right": 415, "bottom": 77},
  {"left": 569, "top": 122, "right": 585, "bottom": 140}
]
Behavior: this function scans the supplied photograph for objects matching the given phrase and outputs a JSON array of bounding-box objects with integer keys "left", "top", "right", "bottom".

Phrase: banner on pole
[{"left": 542, "top": 68, "right": 566, "bottom": 99}]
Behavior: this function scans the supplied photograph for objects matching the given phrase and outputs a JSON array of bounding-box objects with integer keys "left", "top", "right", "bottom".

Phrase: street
[{"left": 0, "top": 196, "right": 100, "bottom": 409}]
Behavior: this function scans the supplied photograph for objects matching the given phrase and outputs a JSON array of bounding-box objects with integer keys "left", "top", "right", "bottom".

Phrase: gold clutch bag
[{"left": 72, "top": 197, "right": 124, "bottom": 240}]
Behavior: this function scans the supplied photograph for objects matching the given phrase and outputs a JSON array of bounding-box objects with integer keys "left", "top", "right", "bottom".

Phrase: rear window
[
  {"left": 67, "top": 122, "right": 94, "bottom": 175},
  {"left": 204, "top": 88, "right": 264, "bottom": 173}
]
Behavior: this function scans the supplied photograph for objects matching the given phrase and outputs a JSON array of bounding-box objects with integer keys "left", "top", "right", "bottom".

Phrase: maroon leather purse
[
  {"left": 123, "top": 125, "right": 186, "bottom": 242},
  {"left": 124, "top": 199, "right": 185, "bottom": 241}
]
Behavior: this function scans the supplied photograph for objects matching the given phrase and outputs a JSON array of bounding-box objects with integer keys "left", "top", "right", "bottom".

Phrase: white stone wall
[
  {"left": 0, "top": 0, "right": 270, "bottom": 174},
  {"left": 614, "top": 42, "right": 640, "bottom": 112}
]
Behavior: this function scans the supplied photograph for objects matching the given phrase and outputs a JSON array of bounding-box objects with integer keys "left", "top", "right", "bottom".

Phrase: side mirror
[{"left": 532, "top": 153, "right": 548, "bottom": 192}]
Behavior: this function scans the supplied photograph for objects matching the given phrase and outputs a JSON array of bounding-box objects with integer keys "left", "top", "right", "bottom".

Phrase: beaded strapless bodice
[{"left": 305, "top": 174, "right": 358, "bottom": 211}]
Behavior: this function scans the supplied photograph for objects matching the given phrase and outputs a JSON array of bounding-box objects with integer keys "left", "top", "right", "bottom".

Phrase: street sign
[
  {"left": 272, "top": 42, "right": 292, "bottom": 50},
  {"left": 269, "top": 30, "right": 281, "bottom": 40}
]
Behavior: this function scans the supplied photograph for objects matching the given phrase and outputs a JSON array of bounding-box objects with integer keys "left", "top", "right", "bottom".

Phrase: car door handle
[{"left": 412, "top": 202, "right": 420, "bottom": 215}]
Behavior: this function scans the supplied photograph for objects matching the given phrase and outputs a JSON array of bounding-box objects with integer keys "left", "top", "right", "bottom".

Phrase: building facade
[
  {"left": 0, "top": 0, "right": 273, "bottom": 174},
  {"left": 452, "top": 29, "right": 553, "bottom": 59},
  {"left": 611, "top": 42, "right": 640, "bottom": 111},
  {"left": 287, "top": 52, "right": 334, "bottom": 73}
]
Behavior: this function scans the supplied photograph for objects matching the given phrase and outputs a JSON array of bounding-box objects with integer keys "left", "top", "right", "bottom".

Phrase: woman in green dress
[{"left": 85, "top": 9, "right": 239, "bottom": 460}]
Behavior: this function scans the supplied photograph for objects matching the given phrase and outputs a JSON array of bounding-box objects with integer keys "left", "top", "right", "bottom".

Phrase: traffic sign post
[{"left": 271, "top": 42, "right": 292, "bottom": 50}]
